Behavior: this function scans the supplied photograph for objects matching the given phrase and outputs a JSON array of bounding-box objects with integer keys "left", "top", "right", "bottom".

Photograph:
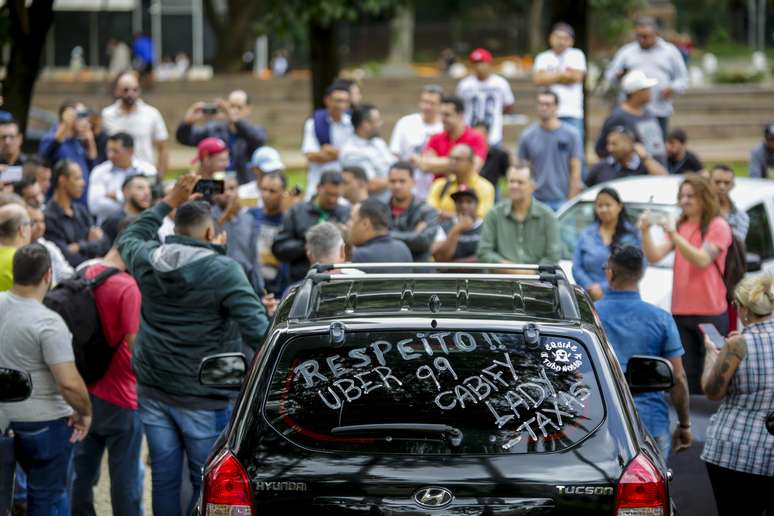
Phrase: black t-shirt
[
  {"left": 667, "top": 150, "right": 703, "bottom": 174},
  {"left": 480, "top": 145, "right": 510, "bottom": 189},
  {"left": 586, "top": 155, "right": 648, "bottom": 187},
  {"left": 440, "top": 218, "right": 483, "bottom": 260}
]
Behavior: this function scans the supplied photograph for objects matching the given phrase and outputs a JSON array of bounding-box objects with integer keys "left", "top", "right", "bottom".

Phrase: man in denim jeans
[
  {"left": 594, "top": 245, "right": 692, "bottom": 460},
  {"left": 117, "top": 174, "right": 270, "bottom": 516},
  {"left": 71, "top": 217, "right": 143, "bottom": 516},
  {"left": 0, "top": 243, "right": 92, "bottom": 515}
]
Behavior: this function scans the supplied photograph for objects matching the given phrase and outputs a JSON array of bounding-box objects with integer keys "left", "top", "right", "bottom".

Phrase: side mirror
[
  {"left": 625, "top": 355, "right": 674, "bottom": 393},
  {"left": 746, "top": 253, "right": 762, "bottom": 273},
  {"left": 198, "top": 353, "right": 248, "bottom": 388},
  {"left": 0, "top": 367, "right": 32, "bottom": 402}
]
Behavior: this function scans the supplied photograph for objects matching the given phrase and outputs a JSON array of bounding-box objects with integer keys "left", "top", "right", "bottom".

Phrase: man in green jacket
[
  {"left": 117, "top": 174, "right": 270, "bottom": 516},
  {"left": 477, "top": 164, "right": 561, "bottom": 269}
]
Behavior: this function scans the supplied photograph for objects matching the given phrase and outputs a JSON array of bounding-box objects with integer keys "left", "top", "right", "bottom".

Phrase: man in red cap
[
  {"left": 193, "top": 137, "right": 229, "bottom": 178},
  {"left": 455, "top": 48, "right": 515, "bottom": 146}
]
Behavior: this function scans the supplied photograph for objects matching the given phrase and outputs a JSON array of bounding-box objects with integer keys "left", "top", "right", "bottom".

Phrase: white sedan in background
[{"left": 557, "top": 176, "right": 774, "bottom": 310}]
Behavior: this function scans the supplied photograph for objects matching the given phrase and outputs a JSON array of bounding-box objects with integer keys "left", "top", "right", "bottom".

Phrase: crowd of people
[{"left": 0, "top": 14, "right": 772, "bottom": 516}]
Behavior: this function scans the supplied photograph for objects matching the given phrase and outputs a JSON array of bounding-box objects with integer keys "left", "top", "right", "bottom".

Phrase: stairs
[{"left": 30, "top": 75, "right": 773, "bottom": 166}]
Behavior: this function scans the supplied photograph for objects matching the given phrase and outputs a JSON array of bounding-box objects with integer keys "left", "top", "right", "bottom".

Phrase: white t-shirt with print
[
  {"left": 388, "top": 112, "right": 443, "bottom": 199},
  {"left": 455, "top": 74, "right": 515, "bottom": 145},
  {"left": 533, "top": 48, "right": 587, "bottom": 119}
]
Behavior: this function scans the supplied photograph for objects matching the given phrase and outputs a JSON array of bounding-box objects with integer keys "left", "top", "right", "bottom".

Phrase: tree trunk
[
  {"left": 528, "top": 0, "right": 545, "bottom": 53},
  {"left": 204, "top": 0, "right": 263, "bottom": 72},
  {"left": 308, "top": 20, "right": 340, "bottom": 110},
  {"left": 387, "top": 3, "right": 414, "bottom": 65},
  {"left": 2, "top": 0, "right": 55, "bottom": 135}
]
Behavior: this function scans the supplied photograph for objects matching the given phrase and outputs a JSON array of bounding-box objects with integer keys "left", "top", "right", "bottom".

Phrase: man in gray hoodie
[{"left": 117, "top": 174, "right": 270, "bottom": 516}]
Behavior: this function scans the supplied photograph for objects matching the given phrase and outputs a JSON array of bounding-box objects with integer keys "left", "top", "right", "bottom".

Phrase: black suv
[{"left": 197, "top": 263, "right": 677, "bottom": 515}]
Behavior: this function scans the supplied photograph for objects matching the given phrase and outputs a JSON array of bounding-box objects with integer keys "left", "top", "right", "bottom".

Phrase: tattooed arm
[{"left": 701, "top": 332, "right": 747, "bottom": 401}]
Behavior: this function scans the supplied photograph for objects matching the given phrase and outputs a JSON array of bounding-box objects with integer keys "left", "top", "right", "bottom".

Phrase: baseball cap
[
  {"left": 192, "top": 137, "right": 227, "bottom": 163},
  {"left": 450, "top": 184, "right": 479, "bottom": 202},
  {"left": 551, "top": 22, "right": 575, "bottom": 39},
  {"left": 621, "top": 70, "right": 658, "bottom": 94},
  {"left": 469, "top": 48, "right": 492, "bottom": 63},
  {"left": 250, "top": 146, "right": 285, "bottom": 172},
  {"left": 764, "top": 124, "right": 774, "bottom": 140}
]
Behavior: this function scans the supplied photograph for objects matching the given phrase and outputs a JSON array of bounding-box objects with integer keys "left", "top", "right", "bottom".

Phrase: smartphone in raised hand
[{"left": 699, "top": 323, "right": 725, "bottom": 349}]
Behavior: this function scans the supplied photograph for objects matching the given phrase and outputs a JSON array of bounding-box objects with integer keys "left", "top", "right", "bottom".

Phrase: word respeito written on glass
[{"left": 291, "top": 331, "right": 590, "bottom": 447}]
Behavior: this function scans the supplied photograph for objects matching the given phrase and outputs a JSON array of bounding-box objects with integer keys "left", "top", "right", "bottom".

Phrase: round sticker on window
[{"left": 540, "top": 339, "right": 583, "bottom": 373}]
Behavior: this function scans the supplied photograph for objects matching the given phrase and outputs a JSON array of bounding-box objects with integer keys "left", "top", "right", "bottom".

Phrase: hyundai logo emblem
[{"left": 413, "top": 486, "right": 454, "bottom": 508}]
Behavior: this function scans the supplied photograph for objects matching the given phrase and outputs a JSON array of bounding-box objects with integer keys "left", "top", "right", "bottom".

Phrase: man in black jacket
[
  {"left": 387, "top": 161, "right": 438, "bottom": 262},
  {"left": 272, "top": 170, "right": 350, "bottom": 282},
  {"left": 176, "top": 90, "right": 267, "bottom": 185},
  {"left": 44, "top": 159, "right": 110, "bottom": 266},
  {"left": 351, "top": 198, "right": 412, "bottom": 272}
]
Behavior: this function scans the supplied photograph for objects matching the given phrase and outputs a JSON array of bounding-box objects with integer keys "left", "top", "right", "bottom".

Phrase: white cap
[
  {"left": 250, "top": 146, "right": 285, "bottom": 173},
  {"left": 621, "top": 70, "right": 658, "bottom": 94}
]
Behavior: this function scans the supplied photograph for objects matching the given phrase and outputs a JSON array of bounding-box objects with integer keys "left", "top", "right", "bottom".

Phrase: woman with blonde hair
[
  {"left": 640, "top": 173, "right": 733, "bottom": 393},
  {"left": 701, "top": 274, "right": 774, "bottom": 515}
]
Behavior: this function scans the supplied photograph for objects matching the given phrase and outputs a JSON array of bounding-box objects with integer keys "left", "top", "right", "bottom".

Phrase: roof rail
[{"left": 291, "top": 263, "right": 580, "bottom": 321}]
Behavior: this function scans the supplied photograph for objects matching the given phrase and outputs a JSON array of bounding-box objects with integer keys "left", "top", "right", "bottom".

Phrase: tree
[
  {"left": 0, "top": 0, "right": 55, "bottom": 135},
  {"left": 263, "top": 0, "right": 406, "bottom": 108},
  {"left": 203, "top": 0, "right": 265, "bottom": 72}
]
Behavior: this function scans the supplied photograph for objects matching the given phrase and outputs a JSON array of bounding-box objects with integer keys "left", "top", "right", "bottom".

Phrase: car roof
[
  {"left": 282, "top": 263, "right": 585, "bottom": 324},
  {"left": 568, "top": 176, "right": 774, "bottom": 209}
]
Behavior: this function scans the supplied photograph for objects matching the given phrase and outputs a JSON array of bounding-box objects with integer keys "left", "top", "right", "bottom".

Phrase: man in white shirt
[
  {"left": 605, "top": 16, "right": 688, "bottom": 136},
  {"left": 339, "top": 104, "right": 396, "bottom": 203},
  {"left": 87, "top": 132, "right": 157, "bottom": 223},
  {"left": 389, "top": 84, "right": 444, "bottom": 200},
  {"left": 455, "top": 48, "right": 515, "bottom": 146},
  {"left": 301, "top": 82, "right": 354, "bottom": 197},
  {"left": 101, "top": 72, "right": 169, "bottom": 174},
  {"left": 533, "top": 23, "right": 587, "bottom": 143}
]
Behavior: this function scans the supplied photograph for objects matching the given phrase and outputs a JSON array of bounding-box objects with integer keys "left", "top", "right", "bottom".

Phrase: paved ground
[{"left": 668, "top": 395, "right": 723, "bottom": 516}]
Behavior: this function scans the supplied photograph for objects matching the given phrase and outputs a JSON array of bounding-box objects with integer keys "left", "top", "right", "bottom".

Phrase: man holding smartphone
[
  {"left": 595, "top": 245, "right": 692, "bottom": 460},
  {"left": 176, "top": 91, "right": 267, "bottom": 185}
]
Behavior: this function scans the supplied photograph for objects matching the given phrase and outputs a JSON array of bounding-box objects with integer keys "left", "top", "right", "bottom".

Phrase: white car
[{"left": 557, "top": 175, "right": 774, "bottom": 310}]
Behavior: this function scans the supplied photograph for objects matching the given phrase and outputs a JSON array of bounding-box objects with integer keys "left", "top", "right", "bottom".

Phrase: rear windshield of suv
[{"left": 264, "top": 330, "right": 604, "bottom": 455}]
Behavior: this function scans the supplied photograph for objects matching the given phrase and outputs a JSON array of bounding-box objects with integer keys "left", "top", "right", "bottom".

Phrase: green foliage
[
  {"left": 674, "top": 0, "right": 731, "bottom": 47},
  {"left": 262, "top": 0, "right": 406, "bottom": 33},
  {"left": 589, "top": 0, "right": 646, "bottom": 46},
  {"left": 714, "top": 70, "right": 765, "bottom": 84}
]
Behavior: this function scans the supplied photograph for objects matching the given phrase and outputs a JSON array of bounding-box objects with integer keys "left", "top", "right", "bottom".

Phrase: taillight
[
  {"left": 614, "top": 453, "right": 667, "bottom": 516},
  {"left": 203, "top": 450, "right": 253, "bottom": 516}
]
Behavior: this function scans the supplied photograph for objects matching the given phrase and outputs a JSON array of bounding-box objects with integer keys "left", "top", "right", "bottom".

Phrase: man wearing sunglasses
[{"left": 102, "top": 72, "right": 169, "bottom": 175}]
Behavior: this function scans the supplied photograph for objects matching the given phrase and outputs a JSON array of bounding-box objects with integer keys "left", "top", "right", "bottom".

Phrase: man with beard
[
  {"left": 101, "top": 174, "right": 152, "bottom": 244},
  {"left": 101, "top": 72, "right": 169, "bottom": 174}
]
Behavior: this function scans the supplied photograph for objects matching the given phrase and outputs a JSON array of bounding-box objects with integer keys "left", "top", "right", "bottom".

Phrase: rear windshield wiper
[{"left": 331, "top": 423, "right": 463, "bottom": 446}]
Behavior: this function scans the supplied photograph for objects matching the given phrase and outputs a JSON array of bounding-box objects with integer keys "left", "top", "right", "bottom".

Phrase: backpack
[
  {"left": 43, "top": 267, "right": 120, "bottom": 384},
  {"left": 702, "top": 224, "right": 747, "bottom": 304}
]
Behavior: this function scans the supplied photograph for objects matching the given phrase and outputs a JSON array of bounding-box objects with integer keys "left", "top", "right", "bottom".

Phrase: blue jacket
[{"left": 38, "top": 128, "right": 94, "bottom": 204}]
